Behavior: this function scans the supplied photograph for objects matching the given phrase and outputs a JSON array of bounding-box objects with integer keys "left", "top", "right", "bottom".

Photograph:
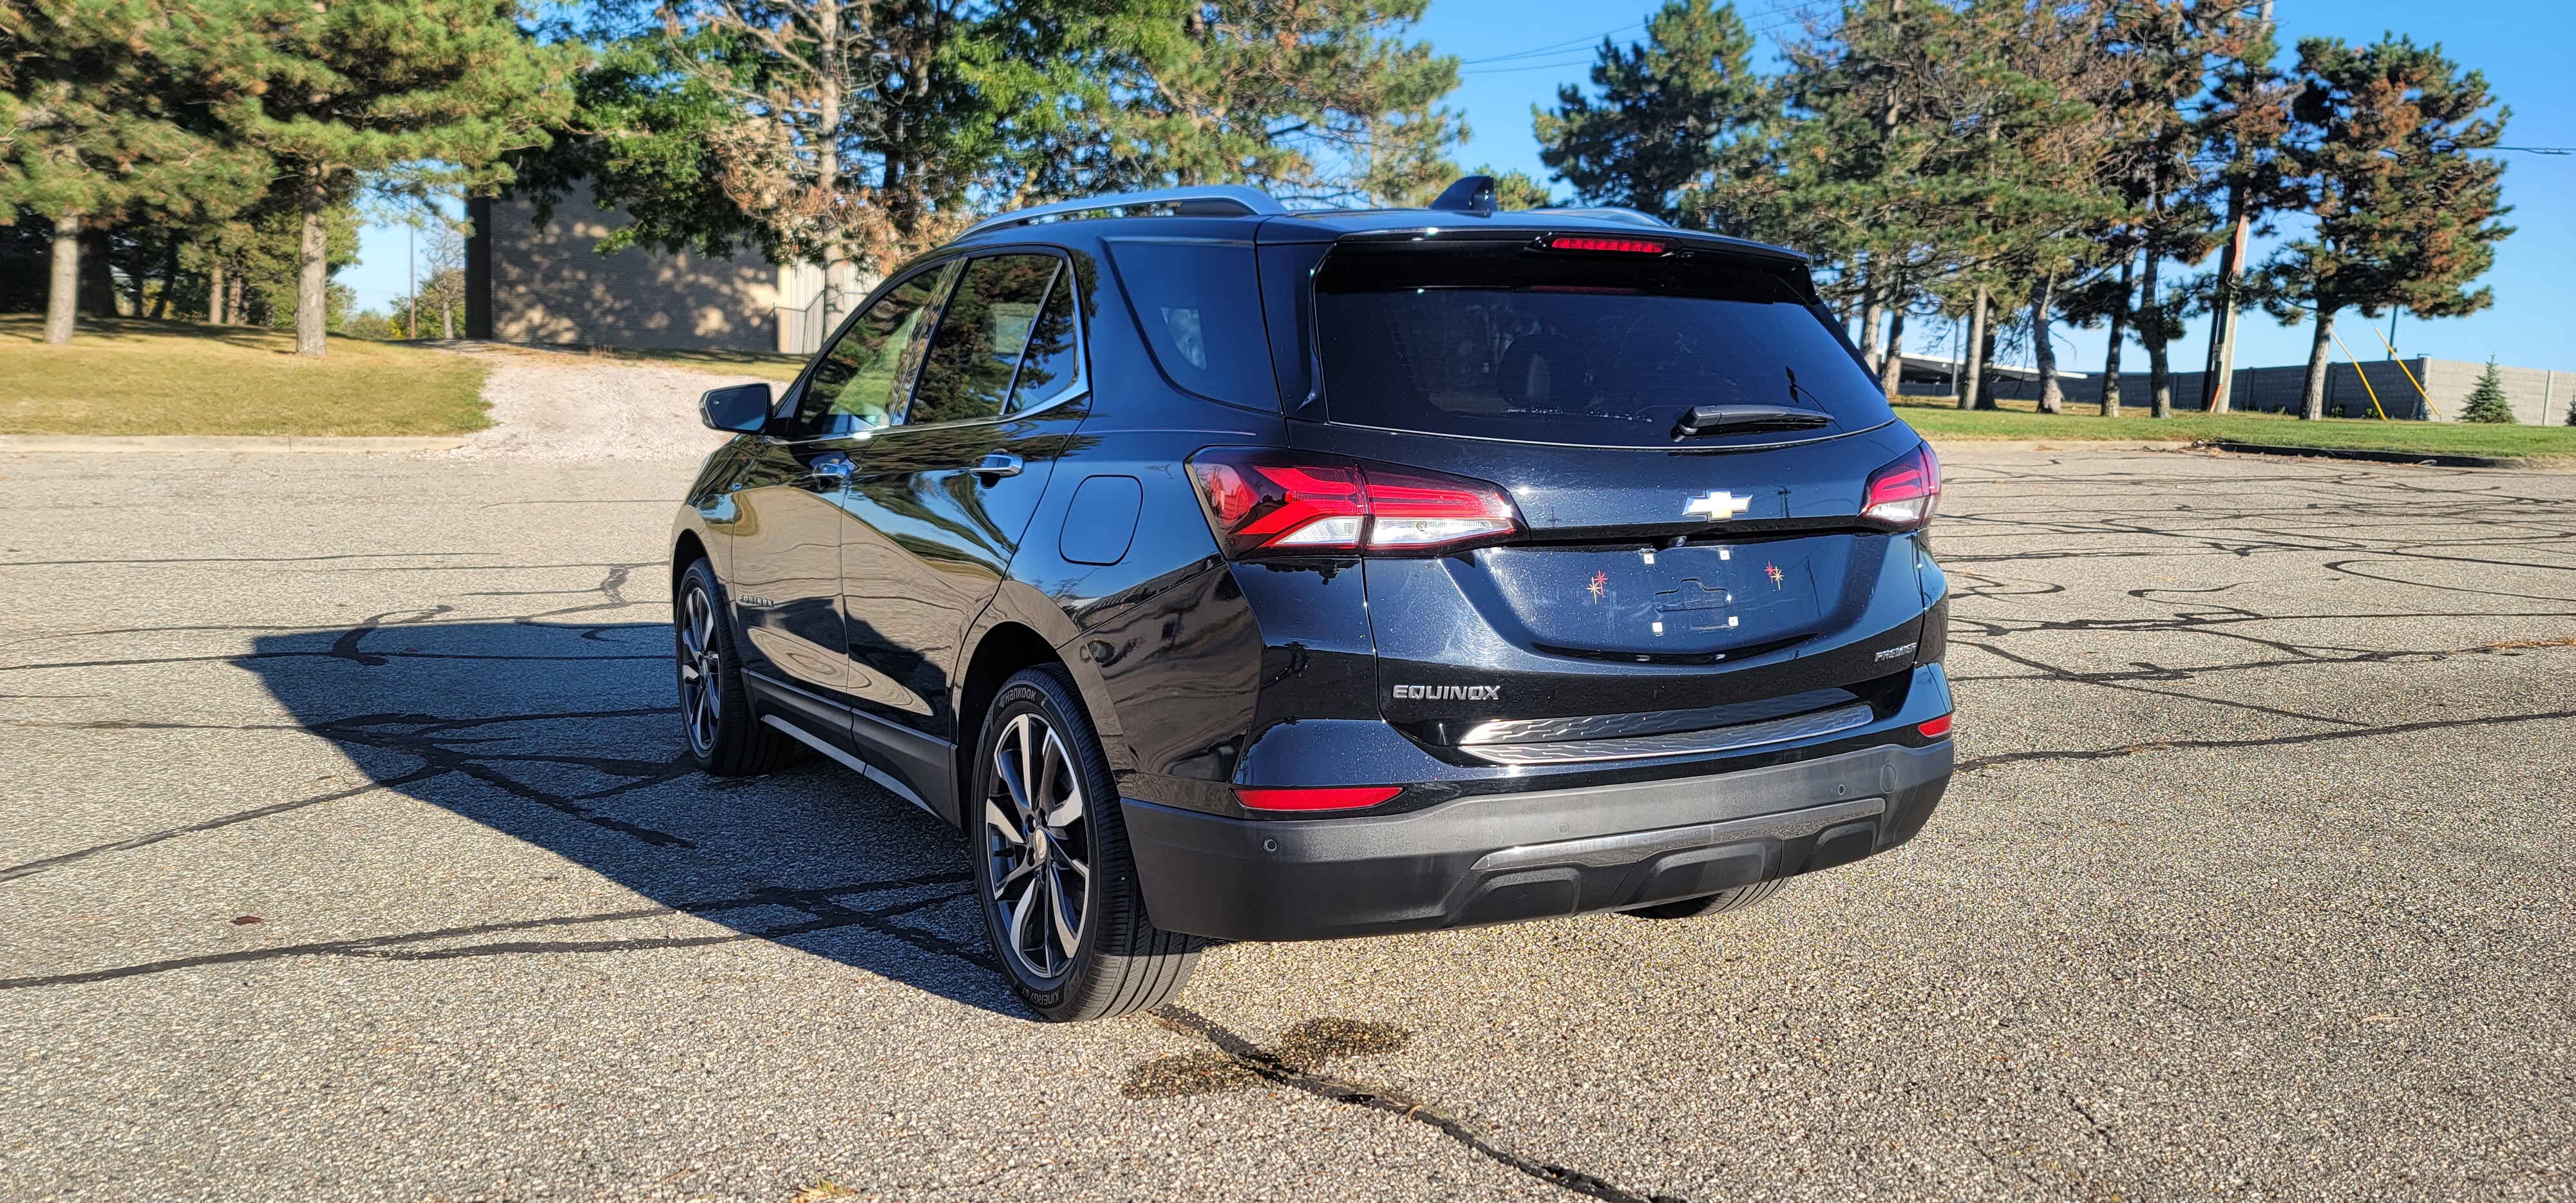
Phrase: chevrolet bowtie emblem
[{"left": 1683, "top": 490, "right": 1752, "bottom": 521}]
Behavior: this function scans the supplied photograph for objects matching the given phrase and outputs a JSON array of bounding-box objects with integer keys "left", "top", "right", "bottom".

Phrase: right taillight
[
  {"left": 1861, "top": 444, "right": 1940, "bottom": 530},
  {"left": 1186, "top": 448, "right": 1522, "bottom": 558}
]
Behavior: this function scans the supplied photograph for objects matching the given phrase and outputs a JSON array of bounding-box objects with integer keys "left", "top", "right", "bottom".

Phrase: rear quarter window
[
  {"left": 1314, "top": 242, "right": 1894, "bottom": 448},
  {"left": 1106, "top": 240, "right": 1277, "bottom": 410}
]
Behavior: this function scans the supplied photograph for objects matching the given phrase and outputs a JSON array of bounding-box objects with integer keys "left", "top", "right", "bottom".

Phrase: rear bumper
[{"left": 1123, "top": 739, "right": 1951, "bottom": 942}]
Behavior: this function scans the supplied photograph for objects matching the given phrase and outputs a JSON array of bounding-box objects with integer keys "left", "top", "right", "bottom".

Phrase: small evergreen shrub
[{"left": 2459, "top": 358, "right": 2516, "bottom": 424}]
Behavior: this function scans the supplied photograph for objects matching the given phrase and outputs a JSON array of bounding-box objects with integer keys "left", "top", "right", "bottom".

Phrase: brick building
[{"left": 464, "top": 193, "right": 844, "bottom": 354}]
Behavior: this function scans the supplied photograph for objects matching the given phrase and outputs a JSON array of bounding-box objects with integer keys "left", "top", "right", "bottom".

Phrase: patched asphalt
[{"left": 1, "top": 447, "right": 2569, "bottom": 1201}]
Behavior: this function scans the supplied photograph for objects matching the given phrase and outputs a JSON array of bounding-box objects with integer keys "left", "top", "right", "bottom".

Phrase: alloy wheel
[
  {"left": 982, "top": 712, "right": 1092, "bottom": 981},
  {"left": 676, "top": 583, "right": 722, "bottom": 756}
]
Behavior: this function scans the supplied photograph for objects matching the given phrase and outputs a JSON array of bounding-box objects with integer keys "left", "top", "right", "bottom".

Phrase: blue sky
[{"left": 347, "top": 0, "right": 2571, "bottom": 373}]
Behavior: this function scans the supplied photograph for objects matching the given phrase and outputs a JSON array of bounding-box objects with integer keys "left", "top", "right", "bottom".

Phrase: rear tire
[
  {"left": 674, "top": 558, "right": 790, "bottom": 777},
  {"left": 971, "top": 665, "right": 1200, "bottom": 1021},
  {"left": 1622, "top": 876, "right": 1791, "bottom": 920}
]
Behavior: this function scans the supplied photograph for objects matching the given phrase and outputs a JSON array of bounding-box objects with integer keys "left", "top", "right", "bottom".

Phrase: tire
[
  {"left": 1622, "top": 876, "right": 1792, "bottom": 921},
  {"left": 971, "top": 665, "right": 1200, "bottom": 1021},
  {"left": 674, "top": 558, "right": 791, "bottom": 777}
]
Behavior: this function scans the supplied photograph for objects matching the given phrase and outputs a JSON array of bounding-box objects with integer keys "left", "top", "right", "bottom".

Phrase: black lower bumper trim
[{"left": 1123, "top": 741, "right": 1952, "bottom": 941}]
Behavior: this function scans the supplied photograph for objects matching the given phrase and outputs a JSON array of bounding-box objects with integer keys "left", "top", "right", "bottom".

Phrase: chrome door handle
[{"left": 974, "top": 452, "right": 1023, "bottom": 480}]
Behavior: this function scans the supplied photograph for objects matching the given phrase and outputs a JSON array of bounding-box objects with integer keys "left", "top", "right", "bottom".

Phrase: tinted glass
[
  {"left": 784, "top": 265, "right": 949, "bottom": 440},
  {"left": 1106, "top": 240, "right": 1274, "bottom": 408},
  {"left": 1314, "top": 244, "right": 1890, "bottom": 447},
  {"left": 908, "top": 254, "right": 1060, "bottom": 426},
  {"left": 1007, "top": 270, "right": 1083, "bottom": 412}
]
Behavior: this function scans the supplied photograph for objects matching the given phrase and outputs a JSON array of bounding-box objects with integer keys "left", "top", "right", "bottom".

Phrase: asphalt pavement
[{"left": 1, "top": 446, "right": 2569, "bottom": 1202}]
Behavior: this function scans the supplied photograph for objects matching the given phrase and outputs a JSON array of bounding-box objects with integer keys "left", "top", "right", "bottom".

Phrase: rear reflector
[
  {"left": 1235, "top": 785, "right": 1405, "bottom": 813},
  {"left": 1861, "top": 444, "right": 1941, "bottom": 529},
  {"left": 1187, "top": 448, "right": 1522, "bottom": 557},
  {"left": 1917, "top": 714, "right": 1953, "bottom": 739},
  {"left": 1546, "top": 234, "right": 1669, "bottom": 255}
]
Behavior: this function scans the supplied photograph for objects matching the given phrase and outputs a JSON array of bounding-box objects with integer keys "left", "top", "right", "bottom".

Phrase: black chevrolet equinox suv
[{"left": 672, "top": 178, "right": 1954, "bottom": 1020}]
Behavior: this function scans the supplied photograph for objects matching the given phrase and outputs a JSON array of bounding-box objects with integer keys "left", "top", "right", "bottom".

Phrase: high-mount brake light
[
  {"left": 1235, "top": 785, "right": 1405, "bottom": 813},
  {"left": 1860, "top": 444, "right": 1941, "bottom": 530},
  {"left": 1186, "top": 449, "right": 1523, "bottom": 558},
  {"left": 1546, "top": 234, "right": 1669, "bottom": 255}
]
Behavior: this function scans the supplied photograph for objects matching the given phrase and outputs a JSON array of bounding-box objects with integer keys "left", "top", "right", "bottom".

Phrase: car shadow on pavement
[{"left": 238, "top": 617, "right": 1029, "bottom": 1018}]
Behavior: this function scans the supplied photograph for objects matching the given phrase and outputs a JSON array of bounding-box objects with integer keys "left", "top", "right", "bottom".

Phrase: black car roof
[{"left": 941, "top": 184, "right": 1808, "bottom": 267}]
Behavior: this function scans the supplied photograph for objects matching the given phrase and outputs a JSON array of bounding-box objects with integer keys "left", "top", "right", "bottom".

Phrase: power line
[
  {"left": 2495, "top": 146, "right": 2571, "bottom": 156},
  {"left": 1459, "top": 1, "right": 1836, "bottom": 76}
]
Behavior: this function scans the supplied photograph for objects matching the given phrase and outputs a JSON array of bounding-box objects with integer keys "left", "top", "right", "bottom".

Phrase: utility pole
[{"left": 407, "top": 224, "right": 417, "bottom": 339}]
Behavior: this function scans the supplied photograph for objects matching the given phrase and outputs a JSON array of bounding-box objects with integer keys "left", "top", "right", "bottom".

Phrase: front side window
[
  {"left": 907, "top": 253, "right": 1064, "bottom": 426},
  {"left": 781, "top": 263, "right": 951, "bottom": 440}
]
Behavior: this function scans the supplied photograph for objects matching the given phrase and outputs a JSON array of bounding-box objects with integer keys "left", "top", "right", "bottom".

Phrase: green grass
[
  {"left": 1897, "top": 397, "right": 2576, "bottom": 460},
  {"left": 578, "top": 344, "right": 810, "bottom": 382},
  {"left": 0, "top": 315, "right": 491, "bottom": 436}
]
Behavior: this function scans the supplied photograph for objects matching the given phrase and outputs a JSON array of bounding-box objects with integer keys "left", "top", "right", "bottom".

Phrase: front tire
[
  {"left": 971, "top": 666, "right": 1200, "bottom": 1021},
  {"left": 674, "top": 558, "right": 790, "bottom": 777}
]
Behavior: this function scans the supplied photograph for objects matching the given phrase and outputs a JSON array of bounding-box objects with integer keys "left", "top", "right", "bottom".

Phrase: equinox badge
[{"left": 1683, "top": 489, "right": 1752, "bottom": 521}]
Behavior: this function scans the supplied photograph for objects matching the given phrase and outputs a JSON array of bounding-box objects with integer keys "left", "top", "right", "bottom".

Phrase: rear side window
[
  {"left": 1314, "top": 243, "right": 1892, "bottom": 447},
  {"left": 1106, "top": 240, "right": 1274, "bottom": 409},
  {"left": 909, "top": 253, "right": 1063, "bottom": 426},
  {"left": 1008, "top": 269, "right": 1084, "bottom": 412},
  {"left": 784, "top": 262, "right": 951, "bottom": 440}
]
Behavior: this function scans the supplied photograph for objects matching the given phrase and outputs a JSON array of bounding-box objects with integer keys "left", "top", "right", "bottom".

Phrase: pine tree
[
  {"left": 2258, "top": 35, "right": 2512, "bottom": 420},
  {"left": 1531, "top": 0, "right": 1764, "bottom": 225},
  {"left": 202, "top": 0, "right": 576, "bottom": 355},
  {"left": 2458, "top": 358, "right": 2514, "bottom": 424},
  {"left": 1, "top": 0, "right": 268, "bottom": 343}
]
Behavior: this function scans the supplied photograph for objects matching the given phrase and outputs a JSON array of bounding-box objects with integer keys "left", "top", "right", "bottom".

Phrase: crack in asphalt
[
  {"left": 1150, "top": 1006, "right": 1689, "bottom": 1203},
  {"left": 0, "top": 871, "right": 979, "bottom": 989}
]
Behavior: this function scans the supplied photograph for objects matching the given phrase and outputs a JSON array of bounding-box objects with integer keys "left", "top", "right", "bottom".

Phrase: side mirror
[{"left": 699, "top": 383, "right": 773, "bottom": 433}]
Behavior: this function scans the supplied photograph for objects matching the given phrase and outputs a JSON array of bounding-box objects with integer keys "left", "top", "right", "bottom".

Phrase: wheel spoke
[
  {"left": 983, "top": 799, "right": 1026, "bottom": 846},
  {"left": 1005, "top": 882, "right": 1036, "bottom": 965},
  {"left": 1046, "top": 867, "right": 1081, "bottom": 965}
]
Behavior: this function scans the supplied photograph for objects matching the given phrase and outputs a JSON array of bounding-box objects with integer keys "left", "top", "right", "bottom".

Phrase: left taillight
[
  {"left": 1861, "top": 444, "right": 1940, "bottom": 530},
  {"left": 1186, "top": 448, "right": 1522, "bottom": 558}
]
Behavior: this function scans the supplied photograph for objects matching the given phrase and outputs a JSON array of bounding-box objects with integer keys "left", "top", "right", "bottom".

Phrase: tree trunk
[
  {"left": 2099, "top": 257, "right": 2130, "bottom": 417},
  {"left": 2031, "top": 274, "right": 2061, "bottom": 414},
  {"left": 2141, "top": 249, "right": 2170, "bottom": 419},
  {"left": 81, "top": 228, "right": 117, "bottom": 317},
  {"left": 151, "top": 242, "right": 178, "bottom": 319},
  {"left": 44, "top": 216, "right": 81, "bottom": 345},
  {"left": 1975, "top": 316, "right": 1999, "bottom": 409},
  {"left": 2300, "top": 307, "right": 2336, "bottom": 421},
  {"left": 1857, "top": 274, "right": 1884, "bottom": 374},
  {"left": 296, "top": 173, "right": 330, "bottom": 357},
  {"left": 1958, "top": 289, "right": 1988, "bottom": 410},
  {"left": 207, "top": 258, "right": 226, "bottom": 324},
  {"left": 2202, "top": 185, "right": 2250, "bottom": 414},
  {"left": 227, "top": 275, "right": 245, "bottom": 325},
  {"left": 816, "top": 0, "right": 852, "bottom": 327},
  {"left": 442, "top": 303, "right": 455, "bottom": 340},
  {"left": 1877, "top": 305, "right": 1907, "bottom": 399}
]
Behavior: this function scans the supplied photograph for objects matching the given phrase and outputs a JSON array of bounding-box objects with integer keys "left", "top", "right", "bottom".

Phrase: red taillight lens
[
  {"left": 1861, "top": 444, "right": 1940, "bottom": 529},
  {"left": 1917, "top": 714, "right": 1953, "bottom": 739},
  {"left": 1235, "top": 785, "right": 1405, "bottom": 813},
  {"left": 1546, "top": 234, "right": 1669, "bottom": 254},
  {"left": 1187, "top": 449, "right": 1522, "bottom": 557}
]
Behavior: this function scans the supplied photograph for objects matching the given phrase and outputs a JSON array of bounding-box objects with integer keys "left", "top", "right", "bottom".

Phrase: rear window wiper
[{"left": 1672, "top": 403, "right": 1832, "bottom": 439}]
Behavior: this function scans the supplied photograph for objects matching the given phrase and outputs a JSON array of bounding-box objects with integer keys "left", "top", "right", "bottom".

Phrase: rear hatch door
[{"left": 1283, "top": 233, "right": 1934, "bottom": 745}]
